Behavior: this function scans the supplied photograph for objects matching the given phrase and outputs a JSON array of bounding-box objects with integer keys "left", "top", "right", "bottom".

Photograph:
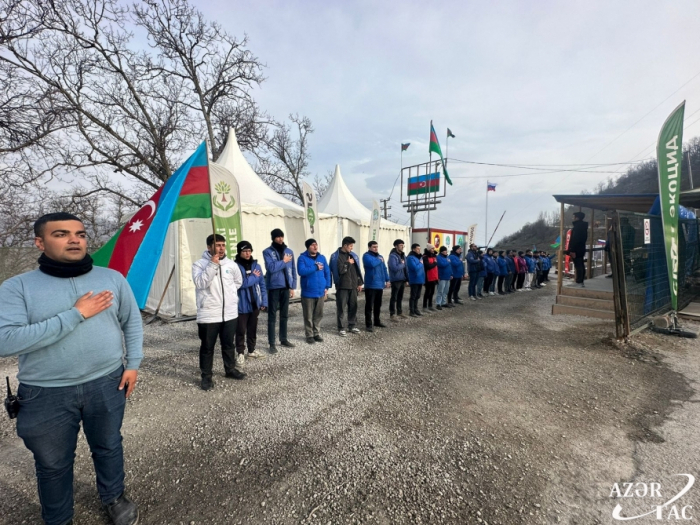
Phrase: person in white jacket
[{"left": 192, "top": 234, "right": 244, "bottom": 390}]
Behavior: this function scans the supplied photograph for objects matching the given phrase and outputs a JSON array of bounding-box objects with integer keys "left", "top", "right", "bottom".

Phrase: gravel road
[{"left": 2, "top": 285, "right": 699, "bottom": 524}]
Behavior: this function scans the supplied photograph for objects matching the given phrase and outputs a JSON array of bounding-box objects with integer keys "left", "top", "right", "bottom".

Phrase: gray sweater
[{"left": 0, "top": 267, "right": 143, "bottom": 387}]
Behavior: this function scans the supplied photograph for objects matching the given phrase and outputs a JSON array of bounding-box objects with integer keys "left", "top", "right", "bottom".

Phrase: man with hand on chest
[{"left": 0, "top": 212, "right": 142, "bottom": 525}]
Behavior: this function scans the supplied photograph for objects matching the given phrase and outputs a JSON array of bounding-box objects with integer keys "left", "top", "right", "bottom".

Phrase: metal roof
[{"left": 552, "top": 194, "right": 659, "bottom": 213}]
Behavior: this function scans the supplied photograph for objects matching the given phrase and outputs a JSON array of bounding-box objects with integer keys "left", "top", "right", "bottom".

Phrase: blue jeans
[
  {"left": 476, "top": 275, "right": 484, "bottom": 295},
  {"left": 436, "top": 280, "right": 450, "bottom": 305},
  {"left": 468, "top": 271, "right": 479, "bottom": 297},
  {"left": 16, "top": 366, "right": 127, "bottom": 525}
]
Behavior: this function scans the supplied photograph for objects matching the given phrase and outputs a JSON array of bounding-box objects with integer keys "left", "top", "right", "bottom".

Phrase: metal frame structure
[{"left": 401, "top": 160, "right": 447, "bottom": 229}]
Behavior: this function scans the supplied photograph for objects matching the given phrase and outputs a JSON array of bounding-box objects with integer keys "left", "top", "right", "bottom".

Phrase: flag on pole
[
  {"left": 302, "top": 181, "right": 318, "bottom": 245},
  {"left": 487, "top": 182, "right": 497, "bottom": 192},
  {"left": 208, "top": 154, "right": 243, "bottom": 258},
  {"left": 657, "top": 101, "right": 685, "bottom": 312},
  {"left": 401, "top": 143, "right": 410, "bottom": 151},
  {"left": 370, "top": 200, "right": 382, "bottom": 242},
  {"left": 407, "top": 173, "right": 440, "bottom": 195},
  {"left": 447, "top": 128, "right": 455, "bottom": 138},
  {"left": 93, "top": 142, "right": 210, "bottom": 307},
  {"left": 429, "top": 122, "right": 453, "bottom": 185},
  {"left": 550, "top": 235, "right": 561, "bottom": 249}
]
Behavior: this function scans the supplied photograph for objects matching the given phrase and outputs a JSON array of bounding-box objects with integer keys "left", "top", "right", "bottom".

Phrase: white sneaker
[
  {"left": 470, "top": 296, "right": 477, "bottom": 301},
  {"left": 540, "top": 283, "right": 546, "bottom": 286},
  {"left": 489, "top": 292, "right": 495, "bottom": 296},
  {"left": 339, "top": 330, "right": 347, "bottom": 337},
  {"left": 350, "top": 327, "right": 361, "bottom": 334},
  {"left": 235, "top": 353, "right": 245, "bottom": 367},
  {"left": 248, "top": 350, "right": 266, "bottom": 359}
]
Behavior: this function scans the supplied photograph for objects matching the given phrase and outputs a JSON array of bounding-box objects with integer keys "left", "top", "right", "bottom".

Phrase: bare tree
[
  {"left": 312, "top": 169, "right": 334, "bottom": 200},
  {"left": 256, "top": 114, "right": 313, "bottom": 204},
  {"left": 0, "top": 0, "right": 270, "bottom": 202}
]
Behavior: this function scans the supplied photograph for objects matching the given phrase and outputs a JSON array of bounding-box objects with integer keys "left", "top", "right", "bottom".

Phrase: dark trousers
[
  {"left": 516, "top": 273, "right": 525, "bottom": 289},
  {"left": 198, "top": 319, "right": 238, "bottom": 378},
  {"left": 336, "top": 288, "right": 358, "bottom": 330},
  {"left": 448, "top": 278, "right": 462, "bottom": 302},
  {"left": 409, "top": 284, "right": 423, "bottom": 313},
  {"left": 497, "top": 275, "right": 505, "bottom": 293},
  {"left": 573, "top": 255, "right": 585, "bottom": 283},
  {"left": 17, "top": 367, "right": 127, "bottom": 525},
  {"left": 544, "top": 269, "right": 551, "bottom": 281},
  {"left": 389, "top": 281, "right": 405, "bottom": 315},
  {"left": 483, "top": 273, "right": 494, "bottom": 293},
  {"left": 301, "top": 296, "right": 325, "bottom": 337},
  {"left": 364, "top": 288, "right": 384, "bottom": 326},
  {"left": 236, "top": 309, "right": 260, "bottom": 354},
  {"left": 468, "top": 271, "right": 479, "bottom": 297},
  {"left": 267, "top": 288, "right": 289, "bottom": 344},
  {"left": 423, "top": 281, "right": 437, "bottom": 308}
]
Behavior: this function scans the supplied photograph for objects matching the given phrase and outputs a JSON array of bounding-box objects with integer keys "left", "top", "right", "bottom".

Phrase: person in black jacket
[{"left": 566, "top": 212, "right": 589, "bottom": 286}]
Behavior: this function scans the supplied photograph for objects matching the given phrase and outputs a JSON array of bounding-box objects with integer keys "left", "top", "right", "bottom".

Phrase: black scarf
[
  {"left": 235, "top": 254, "right": 255, "bottom": 273},
  {"left": 38, "top": 253, "right": 94, "bottom": 278},
  {"left": 272, "top": 241, "right": 287, "bottom": 258}
]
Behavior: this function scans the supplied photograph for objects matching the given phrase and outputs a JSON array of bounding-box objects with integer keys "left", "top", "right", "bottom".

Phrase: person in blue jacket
[
  {"left": 496, "top": 250, "right": 508, "bottom": 295},
  {"left": 297, "top": 239, "right": 331, "bottom": 344},
  {"left": 362, "top": 240, "right": 390, "bottom": 331},
  {"left": 388, "top": 239, "right": 408, "bottom": 321},
  {"left": 235, "top": 241, "right": 268, "bottom": 365},
  {"left": 263, "top": 228, "right": 297, "bottom": 354},
  {"left": 435, "top": 246, "right": 453, "bottom": 309},
  {"left": 466, "top": 244, "right": 481, "bottom": 300},
  {"left": 482, "top": 248, "right": 498, "bottom": 296},
  {"left": 447, "top": 245, "right": 465, "bottom": 305},
  {"left": 406, "top": 243, "right": 425, "bottom": 316},
  {"left": 475, "top": 250, "right": 487, "bottom": 298},
  {"left": 524, "top": 250, "right": 535, "bottom": 290}
]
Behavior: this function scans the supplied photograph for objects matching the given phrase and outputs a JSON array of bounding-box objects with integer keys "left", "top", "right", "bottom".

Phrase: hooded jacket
[
  {"left": 506, "top": 255, "right": 516, "bottom": 274},
  {"left": 236, "top": 258, "right": 268, "bottom": 314},
  {"left": 436, "top": 253, "right": 453, "bottom": 280},
  {"left": 297, "top": 250, "right": 331, "bottom": 298},
  {"left": 406, "top": 251, "right": 426, "bottom": 285},
  {"left": 263, "top": 243, "right": 297, "bottom": 290},
  {"left": 388, "top": 248, "right": 408, "bottom": 282},
  {"left": 516, "top": 256, "right": 527, "bottom": 274},
  {"left": 483, "top": 254, "right": 498, "bottom": 275},
  {"left": 497, "top": 255, "right": 508, "bottom": 276},
  {"left": 193, "top": 250, "right": 243, "bottom": 323},
  {"left": 524, "top": 255, "right": 535, "bottom": 273},
  {"left": 449, "top": 252, "right": 465, "bottom": 278},
  {"left": 363, "top": 251, "right": 390, "bottom": 289},
  {"left": 423, "top": 251, "right": 438, "bottom": 283}
]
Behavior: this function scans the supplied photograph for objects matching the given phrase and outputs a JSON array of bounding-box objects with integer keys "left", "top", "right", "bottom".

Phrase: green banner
[
  {"left": 209, "top": 163, "right": 243, "bottom": 256},
  {"left": 657, "top": 101, "right": 685, "bottom": 311}
]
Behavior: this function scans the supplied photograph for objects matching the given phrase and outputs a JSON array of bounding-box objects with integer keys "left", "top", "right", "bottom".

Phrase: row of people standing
[{"left": 465, "top": 244, "right": 553, "bottom": 299}]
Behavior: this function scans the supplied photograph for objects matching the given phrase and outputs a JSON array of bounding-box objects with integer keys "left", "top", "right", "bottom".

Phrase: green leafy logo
[
  {"left": 213, "top": 181, "right": 234, "bottom": 212},
  {"left": 307, "top": 207, "right": 316, "bottom": 225}
]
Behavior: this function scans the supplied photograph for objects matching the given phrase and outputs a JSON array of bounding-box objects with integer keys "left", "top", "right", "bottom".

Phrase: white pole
[{"left": 485, "top": 185, "right": 488, "bottom": 246}]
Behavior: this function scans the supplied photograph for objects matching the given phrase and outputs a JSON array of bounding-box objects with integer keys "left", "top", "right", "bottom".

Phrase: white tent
[
  {"left": 144, "top": 129, "right": 337, "bottom": 318},
  {"left": 318, "top": 165, "right": 410, "bottom": 252}
]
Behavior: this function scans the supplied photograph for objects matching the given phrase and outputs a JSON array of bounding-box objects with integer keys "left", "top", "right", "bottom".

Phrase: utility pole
[{"left": 380, "top": 198, "right": 391, "bottom": 220}]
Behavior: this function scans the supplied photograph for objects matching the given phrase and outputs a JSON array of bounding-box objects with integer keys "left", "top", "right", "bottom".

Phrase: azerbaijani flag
[
  {"left": 487, "top": 182, "right": 497, "bottom": 192},
  {"left": 550, "top": 235, "right": 561, "bottom": 249},
  {"left": 93, "top": 142, "right": 210, "bottom": 308},
  {"left": 401, "top": 143, "right": 410, "bottom": 151},
  {"left": 408, "top": 173, "right": 440, "bottom": 195},
  {"left": 429, "top": 121, "right": 452, "bottom": 185}
]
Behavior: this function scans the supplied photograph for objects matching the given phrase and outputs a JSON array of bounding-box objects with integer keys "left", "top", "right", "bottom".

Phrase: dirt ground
[{"left": 2, "top": 285, "right": 700, "bottom": 524}]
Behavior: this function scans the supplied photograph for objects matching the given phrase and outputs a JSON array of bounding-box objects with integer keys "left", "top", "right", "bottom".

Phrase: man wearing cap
[
  {"left": 263, "top": 228, "right": 297, "bottom": 353},
  {"left": 388, "top": 239, "right": 408, "bottom": 321},
  {"left": 362, "top": 240, "right": 390, "bottom": 331},
  {"left": 234, "top": 241, "right": 267, "bottom": 366},
  {"left": 193, "top": 234, "right": 246, "bottom": 390},
  {"left": 566, "top": 212, "right": 589, "bottom": 287},
  {"left": 329, "top": 236, "right": 364, "bottom": 336},
  {"left": 297, "top": 239, "right": 331, "bottom": 344}
]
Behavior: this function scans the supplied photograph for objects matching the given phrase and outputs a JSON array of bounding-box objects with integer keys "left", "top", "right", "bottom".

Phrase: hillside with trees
[{"left": 495, "top": 136, "right": 700, "bottom": 251}]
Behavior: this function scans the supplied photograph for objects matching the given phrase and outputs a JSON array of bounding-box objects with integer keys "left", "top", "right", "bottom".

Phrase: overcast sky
[{"left": 201, "top": 0, "right": 700, "bottom": 244}]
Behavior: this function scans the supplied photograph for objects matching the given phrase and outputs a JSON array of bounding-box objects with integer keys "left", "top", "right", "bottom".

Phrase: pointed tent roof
[
  {"left": 214, "top": 128, "right": 304, "bottom": 216},
  {"left": 318, "top": 165, "right": 374, "bottom": 223}
]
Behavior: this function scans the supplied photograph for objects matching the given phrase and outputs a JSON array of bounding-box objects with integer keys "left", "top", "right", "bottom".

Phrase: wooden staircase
[{"left": 552, "top": 284, "right": 615, "bottom": 320}]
